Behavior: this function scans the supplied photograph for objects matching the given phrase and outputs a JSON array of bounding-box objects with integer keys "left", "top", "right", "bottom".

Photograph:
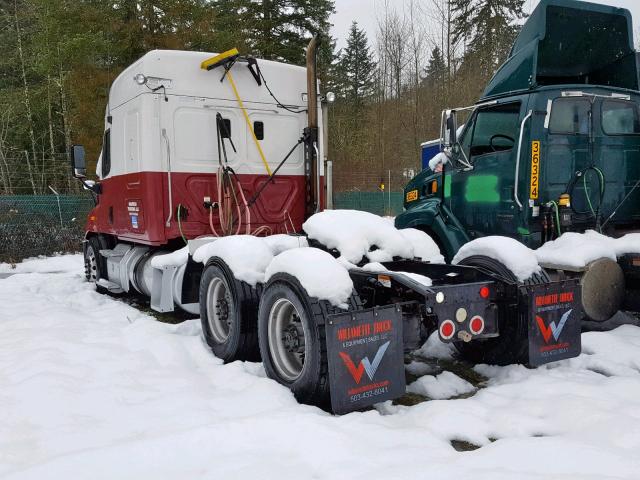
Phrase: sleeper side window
[
  {"left": 254, "top": 121, "right": 264, "bottom": 140},
  {"left": 102, "top": 129, "right": 111, "bottom": 178},
  {"left": 218, "top": 117, "right": 231, "bottom": 139},
  {"left": 549, "top": 98, "right": 591, "bottom": 135}
]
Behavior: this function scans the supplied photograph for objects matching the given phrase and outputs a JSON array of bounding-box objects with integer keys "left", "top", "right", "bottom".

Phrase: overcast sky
[{"left": 331, "top": 0, "right": 640, "bottom": 51}]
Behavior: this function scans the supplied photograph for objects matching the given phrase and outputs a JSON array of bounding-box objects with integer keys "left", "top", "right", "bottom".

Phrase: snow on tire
[{"left": 199, "top": 258, "right": 260, "bottom": 363}]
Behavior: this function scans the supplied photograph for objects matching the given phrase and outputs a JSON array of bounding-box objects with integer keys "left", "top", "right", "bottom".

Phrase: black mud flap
[
  {"left": 325, "top": 305, "right": 405, "bottom": 414},
  {"left": 526, "top": 281, "right": 582, "bottom": 366}
]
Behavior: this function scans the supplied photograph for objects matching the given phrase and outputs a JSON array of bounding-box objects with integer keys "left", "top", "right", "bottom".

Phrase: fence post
[{"left": 48, "top": 185, "right": 64, "bottom": 228}]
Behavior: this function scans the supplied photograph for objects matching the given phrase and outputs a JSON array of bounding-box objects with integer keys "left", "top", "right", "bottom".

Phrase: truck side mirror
[
  {"left": 443, "top": 110, "right": 457, "bottom": 147},
  {"left": 70, "top": 145, "right": 86, "bottom": 178}
]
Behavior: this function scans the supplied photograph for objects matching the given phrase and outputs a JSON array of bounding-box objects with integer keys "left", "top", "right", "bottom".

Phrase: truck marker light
[
  {"left": 457, "top": 331, "right": 472, "bottom": 343},
  {"left": 469, "top": 316, "right": 485, "bottom": 335},
  {"left": 436, "top": 292, "right": 445, "bottom": 304},
  {"left": 440, "top": 320, "right": 455, "bottom": 340},
  {"left": 455, "top": 308, "right": 467, "bottom": 323},
  {"left": 479, "top": 286, "right": 490, "bottom": 299},
  {"left": 133, "top": 73, "right": 147, "bottom": 85},
  {"left": 406, "top": 189, "right": 418, "bottom": 202}
]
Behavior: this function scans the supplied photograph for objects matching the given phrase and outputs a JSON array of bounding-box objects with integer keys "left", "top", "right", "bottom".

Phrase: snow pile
[
  {"left": 407, "top": 371, "right": 475, "bottom": 399},
  {"left": 536, "top": 230, "right": 640, "bottom": 268},
  {"left": 613, "top": 233, "right": 640, "bottom": 256},
  {"left": 264, "top": 247, "right": 353, "bottom": 308},
  {"left": 151, "top": 246, "right": 189, "bottom": 268},
  {"left": 0, "top": 253, "right": 83, "bottom": 274},
  {"left": 453, "top": 236, "right": 541, "bottom": 281},
  {"left": 193, "top": 235, "right": 274, "bottom": 286},
  {"left": 303, "top": 210, "right": 443, "bottom": 264},
  {"left": 262, "top": 234, "right": 308, "bottom": 255},
  {"left": 397, "top": 228, "right": 445, "bottom": 263},
  {"left": 452, "top": 230, "right": 639, "bottom": 277}
]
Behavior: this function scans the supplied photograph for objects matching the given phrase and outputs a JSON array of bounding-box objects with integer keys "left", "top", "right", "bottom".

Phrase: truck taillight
[
  {"left": 469, "top": 316, "right": 485, "bottom": 335},
  {"left": 439, "top": 320, "right": 456, "bottom": 340},
  {"left": 480, "top": 286, "right": 490, "bottom": 299}
]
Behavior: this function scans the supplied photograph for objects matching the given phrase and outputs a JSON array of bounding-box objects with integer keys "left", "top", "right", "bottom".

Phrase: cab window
[
  {"left": 549, "top": 98, "right": 590, "bottom": 134},
  {"left": 465, "top": 102, "right": 520, "bottom": 158},
  {"left": 602, "top": 99, "right": 640, "bottom": 135}
]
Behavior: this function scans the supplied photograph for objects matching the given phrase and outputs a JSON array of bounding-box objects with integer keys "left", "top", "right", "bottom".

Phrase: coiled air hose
[{"left": 567, "top": 166, "right": 605, "bottom": 230}]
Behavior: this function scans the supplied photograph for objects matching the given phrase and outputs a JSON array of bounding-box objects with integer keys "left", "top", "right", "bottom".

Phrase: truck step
[{"left": 97, "top": 278, "right": 124, "bottom": 294}]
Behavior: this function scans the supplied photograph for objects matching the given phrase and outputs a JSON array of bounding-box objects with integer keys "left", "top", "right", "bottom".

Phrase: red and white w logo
[{"left": 338, "top": 341, "right": 390, "bottom": 384}]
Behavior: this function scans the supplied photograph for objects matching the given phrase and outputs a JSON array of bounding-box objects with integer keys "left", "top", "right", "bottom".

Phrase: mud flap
[
  {"left": 325, "top": 305, "right": 405, "bottom": 414},
  {"left": 527, "top": 281, "right": 582, "bottom": 366}
]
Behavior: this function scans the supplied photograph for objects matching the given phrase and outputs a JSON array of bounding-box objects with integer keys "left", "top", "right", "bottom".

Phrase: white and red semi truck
[{"left": 70, "top": 40, "right": 585, "bottom": 413}]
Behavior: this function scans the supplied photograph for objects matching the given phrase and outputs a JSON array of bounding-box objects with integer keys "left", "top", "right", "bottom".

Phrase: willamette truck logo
[
  {"left": 339, "top": 341, "right": 390, "bottom": 384},
  {"left": 536, "top": 309, "right": 572, "bottom": 343}
]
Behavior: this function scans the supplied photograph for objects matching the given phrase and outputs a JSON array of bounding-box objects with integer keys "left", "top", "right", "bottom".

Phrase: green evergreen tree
[
  {"left": 216, "top": 0, "right": 335, "bottom": 66},
  {"left": 336, "top": 21, "right": 375, "bottom": 106},
  {"left": 424, "top": 46, "right": 446, "bottom": 90}
]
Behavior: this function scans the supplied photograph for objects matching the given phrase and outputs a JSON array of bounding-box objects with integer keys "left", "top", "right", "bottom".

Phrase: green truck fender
[{"left": 395, "top": 198, "right": 471, "bottom": 262}]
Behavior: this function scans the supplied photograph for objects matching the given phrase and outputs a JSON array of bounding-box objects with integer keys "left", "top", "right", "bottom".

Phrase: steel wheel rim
[
  {"left": 268, "top": 298, "right": 308, "bottom": 382},
  {"left": 85, "top": 245, "right": 98, "bottom": 282},
  {"left": 206, "top": 277, "right": 232, "bottom": 343}
]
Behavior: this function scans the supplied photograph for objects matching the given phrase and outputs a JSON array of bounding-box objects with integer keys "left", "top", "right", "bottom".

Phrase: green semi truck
[{"left": 396, "top": 0, "right": 640, "bottom": 325}]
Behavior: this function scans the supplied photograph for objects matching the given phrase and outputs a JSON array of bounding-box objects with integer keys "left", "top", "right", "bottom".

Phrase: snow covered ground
[{"left": 1, "top": 254, "right": 640, "bottom": 479}]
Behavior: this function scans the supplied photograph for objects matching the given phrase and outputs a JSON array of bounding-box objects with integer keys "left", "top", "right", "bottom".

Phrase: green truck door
[{"left": 449, "top": 101, "right": 526, "bottom": 237}]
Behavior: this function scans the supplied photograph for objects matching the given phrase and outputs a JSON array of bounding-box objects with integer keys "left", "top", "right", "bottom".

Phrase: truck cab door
[{"left": 448, "top": 101, "right": 525, "bottom": 238}]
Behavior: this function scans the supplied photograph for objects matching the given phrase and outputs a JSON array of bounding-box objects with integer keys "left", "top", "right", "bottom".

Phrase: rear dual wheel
[
  {"left": 258, "top": 274, "right": 330, "bottom": 407},
  {"left": 199, "top": 260, "right": 260, "bottom": 362}
]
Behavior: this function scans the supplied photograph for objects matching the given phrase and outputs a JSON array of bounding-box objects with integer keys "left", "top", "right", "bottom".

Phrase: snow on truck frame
[{"left": 70, "top": 39, "right": 584, "bottom": 414}]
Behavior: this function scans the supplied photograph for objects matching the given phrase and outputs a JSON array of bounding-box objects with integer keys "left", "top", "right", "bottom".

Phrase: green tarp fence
[
  {"left": 333, "top": 191, "right": 404, "bottom": 217},
  {"left": 0, "top": 195, "right": 95, "bottom": 263}
]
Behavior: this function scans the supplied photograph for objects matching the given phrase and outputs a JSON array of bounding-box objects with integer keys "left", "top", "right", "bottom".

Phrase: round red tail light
[
  {"left": 479, "top": 286, "right": 490, "bottom": 299},
  {"left": 440, "top": 320, "right": 456, "bottom": 340},
  {"left": 469, "top": 316, "right": 485, "bottom": 335}
]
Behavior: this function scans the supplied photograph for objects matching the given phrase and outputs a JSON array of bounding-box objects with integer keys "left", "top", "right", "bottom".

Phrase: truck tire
[
  {"left": 453, "top": 255, "right": 548, "bottom": 365},
  {"left": 199, "top": 259, "right": 260, "bottom": 363},
  {"left": 258, "top": 274, "right": 330, "bottom": 408},
  {"left": 85, "top": 236, "right": 108, "bottom": 293},
  {"left": 258, "top": 274, "right": 361, "bottom": 409}
]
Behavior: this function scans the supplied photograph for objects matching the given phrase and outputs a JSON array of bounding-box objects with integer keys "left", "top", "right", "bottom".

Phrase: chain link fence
[
  {"left": 0, "top": 195, "right": 94, "bottom": 263},
  {"left": 331, "top": 169, "right": 413, "bottom": 217},
  {"left": 333, "top": 191, "right": 404, "bottom": 216}
]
